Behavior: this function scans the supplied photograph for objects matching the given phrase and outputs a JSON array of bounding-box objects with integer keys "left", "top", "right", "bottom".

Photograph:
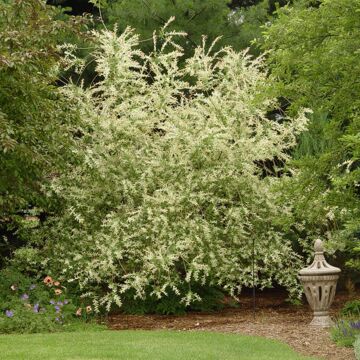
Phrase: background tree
[
  {"left": 0, "top": 0, "right": 85, "bottom": 268},
  {"left": 82, "top": 0, "right": 276, "bottom": 55},
  {"left": 262, "top": 0, "right": 360, "bottom": 281},
  {"left": 48, "top": 0, "right": 285, "bottom": 61},
  {"left": 102, "top": 0, "right": 240, "bottom": 55}
]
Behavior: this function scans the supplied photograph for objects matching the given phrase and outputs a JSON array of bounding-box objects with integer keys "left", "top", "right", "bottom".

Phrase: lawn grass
[{"left": 0, "top": 329, "right": 318, "bottom": 360}]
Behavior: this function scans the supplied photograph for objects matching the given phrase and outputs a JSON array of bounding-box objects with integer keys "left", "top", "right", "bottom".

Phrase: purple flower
[
  {"left": 57, "top": 301, "right": 63, "bottom": 306},
  {"left": 55, "top": 317, "right": 60, "bottom": 322},
  {"left": 20, "top": 293, "right": 29, "bottom": 301},
  {"left": 29, "top": 284, "right": 36, "bottom": 290},
  {"left": 5, "top": 310, "right": 14, "bottom": 318},
  {"left": 49, "top": 299, "right": 55, "bottom": 305},
  {"left": 64, "top": 299, "right": 69, "bottom": 305},
  {"left": 33, "top": 303, "right": 40, "bottom": 313},
  {"left": 54, "top": 305, "right": 60, "bottom": 313},
  {"left": 350, "top": 321, "right": 360, "bottom": 330}
]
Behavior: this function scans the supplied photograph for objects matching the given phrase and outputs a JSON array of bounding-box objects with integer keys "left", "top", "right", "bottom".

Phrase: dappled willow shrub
[{"left": 18, "top": 20, "right": 309, "bottom": 311}]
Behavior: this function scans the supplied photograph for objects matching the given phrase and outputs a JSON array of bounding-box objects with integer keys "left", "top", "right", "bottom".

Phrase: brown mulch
[{"left": 107, "top": 290, "right": 359, "bottom": 360}]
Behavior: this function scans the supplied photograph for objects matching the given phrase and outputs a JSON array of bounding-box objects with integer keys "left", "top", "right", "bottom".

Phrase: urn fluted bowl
[{"left": 298, "top": 239, "right": 341, "bottom": 327}]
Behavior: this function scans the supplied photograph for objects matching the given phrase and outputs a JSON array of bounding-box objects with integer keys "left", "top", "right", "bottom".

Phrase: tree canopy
[
  {"left": 0, "top": 0, "right": 85, "bottom": 266},
  {"left": 263, "top": 0, "right": 360, "bottom": 272}
]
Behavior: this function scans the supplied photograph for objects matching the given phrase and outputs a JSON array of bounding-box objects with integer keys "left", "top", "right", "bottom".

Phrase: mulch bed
[{"left": 108, "top": 290, "right": 359, "bottom": 360}]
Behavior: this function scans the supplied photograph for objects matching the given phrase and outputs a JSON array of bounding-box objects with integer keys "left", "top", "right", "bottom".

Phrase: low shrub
[
  {"left": 341, "top": 300, "right": 360, "bottom": 317},
  {"left": 331, "top": 319, "right": 360, "bottom": 347},
  {"left": 0, "top": 268, "right": 94, "bottom": 334},
  {"left": 0, "top": 303, "right": 58, "bottom": 334}
]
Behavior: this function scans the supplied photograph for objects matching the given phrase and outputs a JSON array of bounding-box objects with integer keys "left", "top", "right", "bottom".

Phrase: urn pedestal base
[{"left": 310, "top": 312, "right": 333, "bottom": 327}]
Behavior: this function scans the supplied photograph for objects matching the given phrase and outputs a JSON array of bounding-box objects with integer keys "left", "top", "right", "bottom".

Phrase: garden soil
[{"left": 108, "top": 290, "right": 358, "bottom": 360}]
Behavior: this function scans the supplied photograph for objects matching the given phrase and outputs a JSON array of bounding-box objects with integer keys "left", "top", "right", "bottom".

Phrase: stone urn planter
[{"left": 298, "top": 239, "right": 341, "bottom": 327}]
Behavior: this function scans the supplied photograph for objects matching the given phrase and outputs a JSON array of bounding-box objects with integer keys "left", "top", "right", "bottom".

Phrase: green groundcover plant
[
  {"left": 341, "top": 300, "right": 360, "bottom": 317},
  {"left": 17, "top": 20, "right": 309, "bottom": 311}
]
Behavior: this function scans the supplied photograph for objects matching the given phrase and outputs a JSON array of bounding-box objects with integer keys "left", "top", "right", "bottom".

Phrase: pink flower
[
  {"left": 54, "top": 289, "right": 62, "bottom": 295},
  {"left": 43, "top": 276, "right": 53, "bottom": 286}
]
